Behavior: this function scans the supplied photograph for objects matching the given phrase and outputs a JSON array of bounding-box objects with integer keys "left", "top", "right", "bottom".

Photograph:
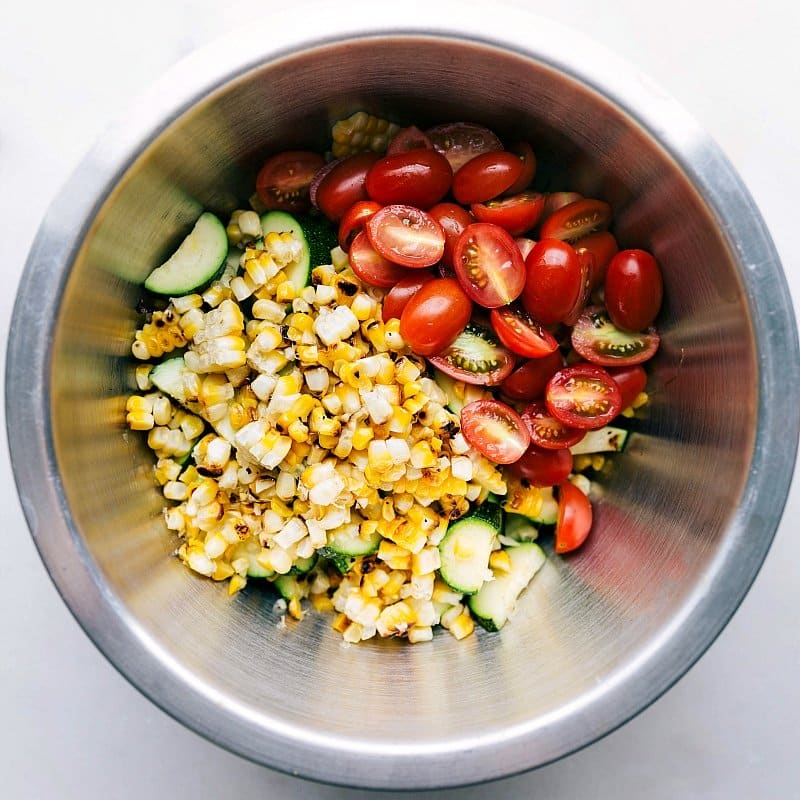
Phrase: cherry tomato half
[
  {"left": 381, "top": 272, "right": 437, "bottom": 322},
  {"left": 365, "top": 149, "right": 452, "bottom": 209},
  {"left": 399, "top": 277, "right": 472, "bottom": 356},
  {"left": 504, "top": 141, "right": 537, "bottom": 195},
  {"left": 387, "top": 125, "right": 434, "bottom": 154},
  {"left": 338, "top": 200, "right": 382, "bottom": 250},
  {"left": 452, "top": 151, "right": 524, "bottom": 205},
  {"left": 522, "top": 402, "right": 586, "bottom": 450},
  {"left": 604, "top": 249, "right": 664, "bottom": 332},
  {"left": 571, "top": 306, "right": 660, "bottom": 366},
  {"left": 562, "top": 250, "right": 593, "bottom": 327},
  {"left": 555, "top": 481, "right": 593, "bottom": 553},
  {"left": 426, "top": 122, "right": 503, "bottom": 172},
  {"left": 471, "top": 192, "right": 546, "bottom": 236},
  {"left": 500, "top": 350, "right": 565, "bottom": 402},
  {"left": 428, "top": 322, "right": 515, "bottom": 385},
  {"left": 256, "top": 150, "right": 325, "bottom": 213},
  {"left": 454, "top": 223, "right": 526, "bottom": 308},
  {"left": 366, "top": 205, "right": 445, "bottom": 268},
  {"left": 607, "top": 364, "right": 648, "bottom": 410},
  {"left": 522, "top": 239, "right": 582, "bottom": 326},
  {"left": 507, "top": 444, "right": 573, "bottom": 487},
  {"left": 545, "top": 364, "right": 623, "bottom": 430},
  {"left": 348, "top": 231, "right": 414, "bottom": 288},
  {"left": 315, "top": 152, "right": 380, "bottom": 222},
  {"left": 539, "top": 198, "right": 612, "bottom": 242},
  {"left": 460, "top": 399, "right": 530, "bottom": 464},
  {"left": 490, "top": 305, "right": 558, "bottom": 358},
  {"left": 574, "top": 231, "right": 619, "bottom": 289},
  {"left": 541, "top": 191, "right": 583, "bottom": 220},
  {"left": 428, "top": 202, "right": 473, "bottom": 269}
]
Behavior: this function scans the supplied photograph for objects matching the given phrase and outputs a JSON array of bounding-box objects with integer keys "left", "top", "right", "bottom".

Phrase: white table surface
[{"left": 2, "top": 1, "right": 798, "bottom": 797}]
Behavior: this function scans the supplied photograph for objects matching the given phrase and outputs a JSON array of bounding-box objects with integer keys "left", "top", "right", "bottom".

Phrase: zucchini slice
[
  {"left": 438, "top": 504, "right": 502, "bottom": 594},
  {"left": 322, "top": 522, "right": 381, "bottom": 557},
  {"left": 504, "top": 513, "right": 539, "bottom": 542},
  {"left": 150, "top": 357, "right": 192, "bottom": 405},
  {"left": 569, "top": 425, "right": 629, "bottom": 455},
  {"left": 260, "top": 210, "right": 311, "bottom": 293}
]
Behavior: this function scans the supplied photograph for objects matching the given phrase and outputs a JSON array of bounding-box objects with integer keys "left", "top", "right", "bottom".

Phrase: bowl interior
[{"left": 47, "top": 34, "right": 758, "bottom": 784}]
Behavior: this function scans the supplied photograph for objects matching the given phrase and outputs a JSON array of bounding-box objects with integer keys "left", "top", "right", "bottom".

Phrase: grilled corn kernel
[{"left": 448, "top": 612, "right": 475, "bottom": 641}]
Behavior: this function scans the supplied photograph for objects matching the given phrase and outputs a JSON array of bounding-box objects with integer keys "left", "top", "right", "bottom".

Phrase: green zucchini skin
[{"left": 438, "top": 504, "right": 502, "bottom": 594}]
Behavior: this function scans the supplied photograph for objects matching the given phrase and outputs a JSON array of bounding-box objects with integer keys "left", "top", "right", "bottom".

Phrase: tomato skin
[
  {"left": 571, "top": 306, "right": 660, "bottom": 366},
  {"left": 256, "top": 150, "right": 325, "bottom": 213},
  {"left": 607, "top": 364, "right": 647, "bottom": 410},
  {"left": 348, "top": 231, "right": 414, "bottom": 288},
  {"left": 574, "top": 231, "right": 619, "bottom": 289},
  {"left": 366, "top": 205, "right": 445, "bottom": 269},
  {"left": 521, "top": 402, "right": 586, "bottom": 450},
  {"left": 555, "top": 481, "right": 593, "bottom": 553},
  {"left": 460, "top": 399, "right": 530, "bottom": 465},
  {"left": 399, "top": 277, "right": 472, "bottom": 356},
  {"left": 500, "top": 350, "right": 564, "bottom": 402},
  {"left": 428, "top": 322, "right": 515, "bottom": 385},
  {"left": 387, "top": 126, "right": 434, "bottom": 154},
  {"left": 522, "top": 239, "right": 583, "bottom": 326},
  {"left": 504, "top": 141, "right": 537, "bottom": 195},
  {"left": 542, "top": 191, "right": 583, "bottom": 221},
  {"left": 381, "top": 272, "right": 436, "bottom": 322},
  {"left": 452, "top": 151, "right": 525, "bottom": 205},
  {"left": 545, "top": 364, "right": 623, "bottom": 430},
  {"left": 454, "top": 223, "right": 526, "bottom": 308},
  {"left": 316, "top": 152, "right": 380, "bottom": 222},
  {"left": 539, "top": 198, "right": 612, "bottom": 242},
  {"left": 515, "top": 237, "right": 536, "bottom": 261},
  {"left": 507, "top": 444, "right": 573, "bottom": 487},
  {"left": 471, "top": 192, "right": 546, "bottom": 236},
  {"left": 426, "top": 122, "right": 503, "bottom": 172},
  {"left": 365, "top": 149, "right": 452, "bottom": 209},
  {"left": 338, "top": 200, "right": 382, "bottom": 250},
  {"left": 562, "top": 249, "right": 593, "bottom": 327},
  {"left": 428, "top": 202, "right": 473, "bottom": 269},
  {"left": 490, "top": 305, "right": 558, "bottom": 358},
  {"left": 604, "top": 249, "right": 664, "bottom": 331}
]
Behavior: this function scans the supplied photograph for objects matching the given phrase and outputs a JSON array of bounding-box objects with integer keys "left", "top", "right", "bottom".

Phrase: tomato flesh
[
  {"left": 522, "top": 402, "right": 585, "bottom": 450},
  {"left": 507, "top": 444, "right": 572, "bottom": 487},
  {"left": 545, "top": 364, "right": 622, "bottom": 430},
  {"left": 604, "top": 249, "right": 664, "bottom": 332},
  {"left": 490, "top": 305, "right": 558, "bottom": 358},
  {"left": 366, "top": 205, "right": 445, "bottom": 268},
  {"left": 315, "top": 152, "right": 380, "bottom": 222},
  {"left": 522, "top": 239, "right": 583, "bottom": 326},
  {"left": 460, "top": 399, "right": 530, "bottom": 465},
  {"left": 348, "top": 231, "right": 414, "bottom": 288},
  {"left": 539, "top": 198, "right": 612, "bottom": 242},
  {"left": 571, "top": 306, "right": 660, "bottom": 366},
  {"left": 428, "top": 322, "right": 515, "bottom": 386},
  {"left": 399, "top": 277, "right": 472, "bottom": 356},
  {"left": 471, "top": 192, "right": 545, "bottom": 236},
  {"left": 338, "top": 200, "right": 382, "bottom": 250},
  {"left": 452, "top": 151, "right": 524, "bottom": 205},
  {"left": 381, "top": 272, "right": 436, "bottom": 322},
  {"left": 365, "top": 149, "right": 452, "bottom": 209},
  {"left": 500, "top": 350, "right": 564, "bottom": 402},
  {"left": 555, "top": 481, "right": 593, "bottom": 553},
  {"left": 256, "top": 150, "right": 325, "bottom": 213},
  {"left": 426, "top": 122, "right": 503, "bottom": 172}
]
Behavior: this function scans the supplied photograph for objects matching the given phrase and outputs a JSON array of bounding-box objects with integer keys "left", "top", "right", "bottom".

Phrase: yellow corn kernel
[
  {"left": 310, "top": 593, "right": 335, "bottom": 612},
  {"left": 410, "top": 441, "right": 437, "bottom": 469},
  {"left": 316, "top": 434, "right": 339, "bottom": 450},
  {"left": 403, "top": 395, "right": 427, "bottom": 415},
  {"left": 632, "top": 391, "right": 649, "bottom": 409},
  {"left": 449, "top": 612, "right": 475, "bottom": 641},
  {"left": 127, "top": 410, "right": 155, "bottom": 431},
  {"left": 277, "top": 393, "right": 316, "bottom": 427},
  {"left": 442, "top": 476, "right": 468, "bottom": 496},
  {"left": 287, "top": 420, "right": 310, "bottom": 442},
  {"left": 591, "top": 454, "right": 606, "bottom": 471},
  {"left": 275, "top": 280, "right": 296, "bottom": 302},
  {"left": 351, "top": 426, "right": 374, "bottom": 451},
  {"left": 362, "top": 321, "right": 387, "bottom": 352},
  {"left": 228, "top": 574, "right": 247, "bottom": 595},
  {"left": 212, "top": 562, "right": 235, "bottom": 581},
  {"left": 288, "top": 598, "right": 303, "bottom": 620},
  {"left": 311, "top": 265, "right": 337, "bottom": 286},
  {"left": 489, "top": 550, "right": 512, "bottom": 574},
  {"left": 270, "top": 498, "right": 293, "bottom": 517},
  {"left": 332, "top": 613, "right": 350, "bottom": 633}
]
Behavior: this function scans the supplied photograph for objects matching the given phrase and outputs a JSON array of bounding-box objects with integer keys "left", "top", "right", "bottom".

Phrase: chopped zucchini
[
  {"left": 150, "top": 356, "right": 191, "bottom": 405},
  {"left": 438, "top": 505, "right": 502, "bottom": 594},
  {"left": 569, "top": 425, "right": 629, "bottom": 455},
  {"left": 323, "top": 522, "right": 381, "bottom": 557},
  {"left": 289, "top": 554, "right": 318, "bottom": 576},
  {"left": 273, "top": 574, "right": 306, "bottom": 602},
  {"left": 259, "top": 210, "right": 311, "bottom": 293},
  {"left": 297, "top": 213, "right": 339, "bottom": 268},
  {"left": 504, "top": 513, "right": 539, "bottom": 542},
  {"left": 230, "top": 539, "right": 274, "bottom": 579},
  {"left": 320, "top": 551, "right": 357, "bottom": 575}
]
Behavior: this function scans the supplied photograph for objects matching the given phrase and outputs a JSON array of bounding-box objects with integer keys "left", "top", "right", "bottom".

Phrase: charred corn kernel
[
  {"left": 489, "top": 550, "right": 513, "bottom": 573},
  {"left": 363, "top": 321, "right": 387, "bottom": 352},
  {"left": 449, "top": 612, "right": 475, "bottom": 641},
  {"left": 310, "top": 593, "right": 335, "bottom": 612},
  {"left": 410, "top": 441, "right": 437, "bottom": 469},
  {"left": 228, "top": 574, "right": 247, "bottom": 595},
  {"left": 276, "top": 280, "right": 296, "bottom": 302},
  {"left": 376, "top": 600, "right": 415, "bottom": 637},
  {"left": 332, "top": 612, "right": 349, "bottom": 633}
]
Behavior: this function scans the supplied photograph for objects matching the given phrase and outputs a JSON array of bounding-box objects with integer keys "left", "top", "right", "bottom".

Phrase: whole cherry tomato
[
  {"left": 555, "top": 481, "right": 593, "bottom": 553},
  {"left": 452, "top": 151, "right": 524, "bottom": 205},
  {"left": 381, "top": 272, "right": 437, "bottom": 322},
  {"left": 500, "top": 350, "right": 565, "bottom": 402},
  {"left": 506, "top": 444, "right": 573, "bottom": 487},
  {"left": 522, "top": 239, "right": 582, "bottom": 326},
  {"left": 399, "top": 277, "right": 472, "bottom": 356},
  {"left": 604, "top": 249, "right": 663, "bottom": 331},
  {"left": 316, "top": 152, "right": 380, "bottom": 222},
  {"left": 365, "top": 149, "right": 452, "bottom": 209}
]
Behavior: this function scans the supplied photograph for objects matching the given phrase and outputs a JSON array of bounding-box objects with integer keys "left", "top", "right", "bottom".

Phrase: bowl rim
[{"left": 6, "top": 4, "right": 800, "bottom": 789}]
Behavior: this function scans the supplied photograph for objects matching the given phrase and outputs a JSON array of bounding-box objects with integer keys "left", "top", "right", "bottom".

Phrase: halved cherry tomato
[
  {"left": 428, "top": 202, "right": 473, "bottom": 269},
  {"left": 555, "top": 481, "right": 593, "bottom": 553},
  {"left": 365, "top": 149, "right": 452, "bottom": 209},
  {"left": 315, "top": 152, "right": 380, "bottom": 222},
  {"left": 381, "top": 272, "right": 437, "bottom": 322},
  {"left": 366, "top": 205, "right": 445, "bottom": 268},
  {"left": 428, "top": 322, "right": 515, "bottom": 385},
  {"left": 574, "top": 231, "right": 619, "bottom": 289},
  {"left": 507, "top": 444, "right": 573, "bottom": 487},
  {"left": 399, "top": 277, "right": 472, "bottom": 356},
  {"left": 348, "top": 231, "right": 414, "bottom": 288},
  {"left": 490, "top": 305, "right": 558, "bottom": 358},
  {"left": 500, "top": 350, "right": 564, "bottom": 402},
  {"left": 545, "top": 364, "right": 622, "bottom": 430},
  {"left": 515, "top": 237, "right": 536, "bottom": 260},
  {"left": 504, "top": 141, "right": 537, "bottom": 195},
  {"left": 387, "top": 126, "right": 434, "bottom": 154},
  {"left": 452, "top": 152, "right": 524, "bottom": 205},
  {"left": 604, "top": 249, "right": 664, "bottom": 332},
  {"left": 542, "top": 191, "right": 583, "bottom": 220},
  {"left": 460, "top": 399, "right": 530, "bottom": 464},
  {"left": 471, "top": 192, "right": 546, "bottom": 236},
  {"left": 256, "top": 150, "right": 325, "bottom": 213},
  {"left": 571, "top": 306, "right": 660, "bottom": 366},
  {"left": 562, "top": 250, "right": 593, "bottom": 327},
  {"left": 607, "top": 364, "right": 648, "bottom": 410},
  {"left": 338, "top": 200, "right": 382, "bottom": 250},
  {"left": 426, "top": 122, "right": 503, "bottom": 172},
  {"left": 522, "top": 239, "right": 582, "bottom": 326},
  {"left": 453, "top": 223, "right": 526, "bottom": 308},
  {"left": 539, "top": 198, "right": 612, "bottom": 242},
  {"left": 522, "top": 402, "right": 585, "bottom": 450}
]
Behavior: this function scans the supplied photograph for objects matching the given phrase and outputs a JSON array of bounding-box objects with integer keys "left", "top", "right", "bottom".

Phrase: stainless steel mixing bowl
[{"left": 7, "top": 5, "right": 799, "bottom": 790}]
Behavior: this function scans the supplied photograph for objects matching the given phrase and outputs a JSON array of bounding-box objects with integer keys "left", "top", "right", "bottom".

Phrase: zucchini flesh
[
  {"left": 569, "top": 425, "right": 629, "bottom": 455},
  {"left": 289, "top": 554, "right": 318, "bottom": 576},
  {"left": 273, "top": 574, "right": 308, "bottom": 602},
  {"left": 504, "top": 513, "right": 538, "bottom": 542},
  {"left": 260, "top": 210, "right": 311, "bottom": 293},
  {"left": 324, "top": 523, "right": 381, "bottom": 557},
  {"left": 438, "top": 509, "right": 500, "bottom": 594},
  {"left": 150, "top": 357, "right": 192, "bottom": 405},
  {"left": 230, "top": 539, "right": 274, "bottom": 579}
]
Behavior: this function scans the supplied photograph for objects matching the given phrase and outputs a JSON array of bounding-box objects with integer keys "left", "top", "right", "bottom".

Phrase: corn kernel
[
  {"left": 489, "top": 550, "right": 512, "bottom": 573},
  {"left": 448, "top": 612, "right": 475, "bottom": 641}
]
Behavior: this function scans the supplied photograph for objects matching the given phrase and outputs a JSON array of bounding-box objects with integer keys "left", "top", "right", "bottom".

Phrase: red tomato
[
  {"left": 521, "top": 402, "right": 586, "bottom": 450},
  {"left": 574, "top": 231, "right": 619, "bottom": 289},
  {"left": 453, "top": 223, "right": 526, "bottom": 308},
  {"left": 539, "top": 198, "right": 612, "bottom": 242},
  {"left": 504, "top": 141, "right": 537, "bottom": 195},
  {"left": 427, "top": 322, "right": 515, "bottom": 385},
  {"left": 460, "top": 399, "right": 530, "bottom": 464},
  {"left": 381, "top": 272, "right": 436, "bottom": 322},
  {"left": 309, "top": 158, "right": 341, "bottom": 209},
  {"left": 604, "top": 249, "right": 664, "bottom": 331},
  {"left": 522, "top": 239, "right": 582, "bottom": 326},
  {"left": 542, "top": 191, "right": 583, "bottom": 220},
  {"left": 471, "top": 192, "right": 546, "bottom": 236},
  {"left": 366, "top": 205, "right": 445, "bottom": 269},
  {"left": 562, "top": 250, "right": 593, "bottom": 327},
  {"left": 607, "top": 364, "right": 648, "bottom": 410},
  {"left": 399, "top": 277, "right": 472, "bottom": 356},
  {"left": 428, "top": 202, "right": 473, "bottom": 269},
  {"left": 515, "top": 237, "right": 536, "bottom": 260},
  {"left": 256, "top": 150, "right": 325, "bottom": 213},
  {"left": 316, "top": 152, "right": 380, "bottom": 222},
  {"left": 507, "top": 444, "right": 573, "bottom": 487},
  {"left": 426, "top": 122, "right": 503, "bottom": 172},
  {"left": 348, "top": 231, "right": 414, "bottom": 288},
  {"left": 500, "top": 350, "right": 564, "bottom": 402},
  {"left": 387, "top": 125, "right": 434, "bottom": 154},
  {"left": 452, "top": 152, "right": 524, "bottom": 205},
  {"left": 545, "top": 364, "right": 623, "bottom": 430},
  {"left": 338, "top": 200, "right": 382, "bottom": 250},
  {"left": 555, "top": 481, "right": 593, "bottom": 553},
  {"left": 365, "top": 149, "right": 452, "bottom": 209},
  {"left": 489, "top": 305, "right": 558, "bottom": 358},
  {"left": 571, "top": 306, "right": 660, "bottom": 366}
]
